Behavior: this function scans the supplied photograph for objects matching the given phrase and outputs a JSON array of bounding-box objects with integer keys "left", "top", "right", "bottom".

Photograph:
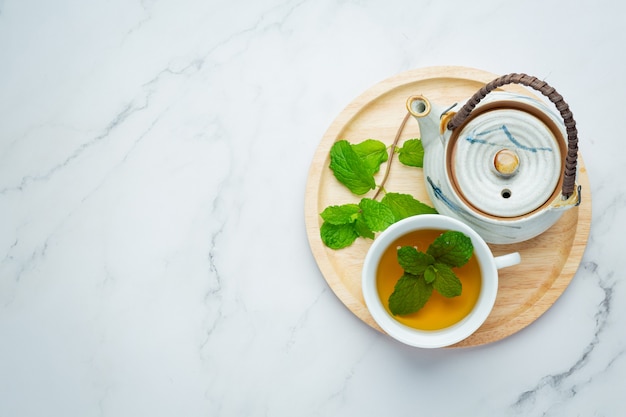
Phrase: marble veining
[
  {"left": 511, "top": 261, "right": 621, "bottom": 415},
  {"left": 1, "top": 0, "right": 625, "bottom": 416}
]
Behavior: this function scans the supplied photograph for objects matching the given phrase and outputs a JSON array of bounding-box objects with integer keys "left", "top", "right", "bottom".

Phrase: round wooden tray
[{"left": 304, "top": 66, "right": 592, "bottom": 348}]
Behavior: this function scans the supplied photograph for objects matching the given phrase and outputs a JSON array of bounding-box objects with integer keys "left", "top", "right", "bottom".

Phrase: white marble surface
[{"left": 1, "top": 0, "right": 624, "bottom": 415}]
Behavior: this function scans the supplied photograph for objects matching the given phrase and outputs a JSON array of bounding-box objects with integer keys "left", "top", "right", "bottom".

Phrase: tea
[{"left": 376, "top": 228, "right": 482, "bottom": 330}]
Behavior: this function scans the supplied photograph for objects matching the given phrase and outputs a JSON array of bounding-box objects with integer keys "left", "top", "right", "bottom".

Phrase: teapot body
[{"left": 410, "top": 90, "right": 580, "bottom": 244}]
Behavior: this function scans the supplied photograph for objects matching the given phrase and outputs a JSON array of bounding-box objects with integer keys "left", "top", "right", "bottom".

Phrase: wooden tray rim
[{"left": 304, "top": 66, "right": 592, "bottom": 348}]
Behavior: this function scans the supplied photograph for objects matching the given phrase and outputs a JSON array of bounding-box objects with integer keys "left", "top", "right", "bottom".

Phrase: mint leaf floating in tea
[
  {"left": 430, "top": 263, "right": 462, "bottom": 297},
  {"left": 396, "top": 138, "right": 424, "bottom": 168},
  {"left": 388, "top": 273, "right": 433, "bottom": 316},
  {"left": 397, "top": 246, "right": 434, "bottom": 276},
  {"left": 381, "top": 192, "right": 437, "bottom": 221},
  {"left": 427, "top": 231, "right": 474, "bottom": 267},
  {"left": 388, "top": 230, "right": 474, "bottom": 316}
]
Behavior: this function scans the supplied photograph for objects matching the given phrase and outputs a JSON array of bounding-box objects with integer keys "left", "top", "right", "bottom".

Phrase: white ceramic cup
[{"left": 362, "top": 214, "right": 521, "bottom": 348}]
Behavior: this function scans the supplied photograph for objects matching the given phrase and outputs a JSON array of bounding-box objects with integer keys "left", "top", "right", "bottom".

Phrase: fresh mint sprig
[
  {"left": 388, "top": 231, "right": 474, "bottom": 316},
  {"left": 320, "top": 138, "right": 435, "bottom": 250},
  {"left": 320, "top": 193, "right": 436, "bottom": 249}
]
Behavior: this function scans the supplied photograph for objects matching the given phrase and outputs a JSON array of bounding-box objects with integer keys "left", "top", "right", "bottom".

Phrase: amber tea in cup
[
  {"left": 376, "top": 228, "right": 482, "bottom": 331},
  {"left": 362, "top": 214, "right": 520, "bottom": 348}
]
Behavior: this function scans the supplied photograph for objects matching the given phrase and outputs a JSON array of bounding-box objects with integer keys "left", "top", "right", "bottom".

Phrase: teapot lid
[{"left": 448, "top": 102, "right": 565, "bottom": 218}]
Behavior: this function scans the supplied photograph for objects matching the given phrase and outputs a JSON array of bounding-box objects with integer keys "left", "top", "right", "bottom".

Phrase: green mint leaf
[
  {"left": 320, "top": 204, "right": 360, "bottom": 225},
  {"left": 320, "top": 222, "right": 358, "bottom": 250},
  {"left": 359, "top": 198, "right": 395, "bottom": 232},
  {"left": 397, "top": 138, "right": 425, "bottom": 167},
  {"left": 381, "top": 192, "right": 437, "bottom": 221},
  {"left": 424, "top": 265, "right": 437, "bottom": 284},
  {"left": 397, "top": 246, "right": 435, "bottom": 275},
  {"left": 388, "top": 273, "right": 433, "bottom": 316},
  {"left": 431, "top": 263, "right": 462, "bottom": 297},
  {"left": 352, "top": 139, "right": 388, "bottom": 174},
  {"left": 427, "top": 231, "right": 474, "bottom": 267},
  {"left": 329, "top": 140, "right": 376, "bottom": 195},
  {"left": 354, "top": 215, "right": 375, "bottom": 239},
  {"left": 389, "top": 231, "right": 473, "bottom": 315}
]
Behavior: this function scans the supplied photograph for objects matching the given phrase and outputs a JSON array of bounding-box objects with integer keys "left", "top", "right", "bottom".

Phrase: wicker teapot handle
[{"left": 446, "top": 73, "right": 578, "bottom": 199}]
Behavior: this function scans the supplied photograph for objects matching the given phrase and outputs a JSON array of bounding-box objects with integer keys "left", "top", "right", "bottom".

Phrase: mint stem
[{"left": 372, "top": 111, "right": 411, "bottom": 201}]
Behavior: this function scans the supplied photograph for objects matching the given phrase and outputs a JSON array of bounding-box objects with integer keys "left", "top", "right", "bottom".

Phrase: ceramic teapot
[{"left": 406, "top": 73, "right": 581, "bottom": 244}]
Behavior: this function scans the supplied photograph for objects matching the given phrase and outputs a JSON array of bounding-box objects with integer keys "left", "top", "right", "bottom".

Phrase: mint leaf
[
  {"left": 389, "top": 230, "right": 474, "bottom": 315},
  {"left": 359, "top": 198, "right": 395, "bottom": 232},
  {"left": 352, "top": 139, "right": 388, "bottom": 174},
  {"left": 388, "top": 273, "right": 433, "bottom": 316},
  {"left": 397, "top": 138, "right": 424, "bottom": 167},
  {"left": 424, "top": 265, "right": 437, "bottom": 284},
  {"left": 427, "top": 231, "right": 474, "bottom": 267},
  {"left": 320, "top": 204, "right": 360, "bottom": 225},
  {"left": 397, "top": 246, "right": 434, "bottom": 275},
  {"left": 354, "top": 215, "right": 375, "bottom": 239},
  {"left": 320, "top": 222, "right": 358, "bottom": 250},
  {"left": 329, "top": 140, "right": 376, "bottom": 195},
  {"left": 431, "top": 263, "right": 462, "bottom": 297},
  {"left": 381, "top": 192, "right": 437, "bottom": 221}
]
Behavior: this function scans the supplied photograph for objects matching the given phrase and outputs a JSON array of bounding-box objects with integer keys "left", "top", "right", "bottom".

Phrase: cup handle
[{"left": 494, "top": 252, "right": 521, "bottom": 269}]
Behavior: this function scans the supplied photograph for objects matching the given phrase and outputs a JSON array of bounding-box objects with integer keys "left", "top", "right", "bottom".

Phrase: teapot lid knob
[
  {"left": 494, "top": 149, "right": 519, "bottom": 176},
  {"left": 448, "top": 103, "right": 564, "bottom": 218}
]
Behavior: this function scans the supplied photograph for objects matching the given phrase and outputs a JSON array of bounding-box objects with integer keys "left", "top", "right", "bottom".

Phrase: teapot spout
[{"left": 406, "top": 95, "right": 451, "bottom": 148}]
